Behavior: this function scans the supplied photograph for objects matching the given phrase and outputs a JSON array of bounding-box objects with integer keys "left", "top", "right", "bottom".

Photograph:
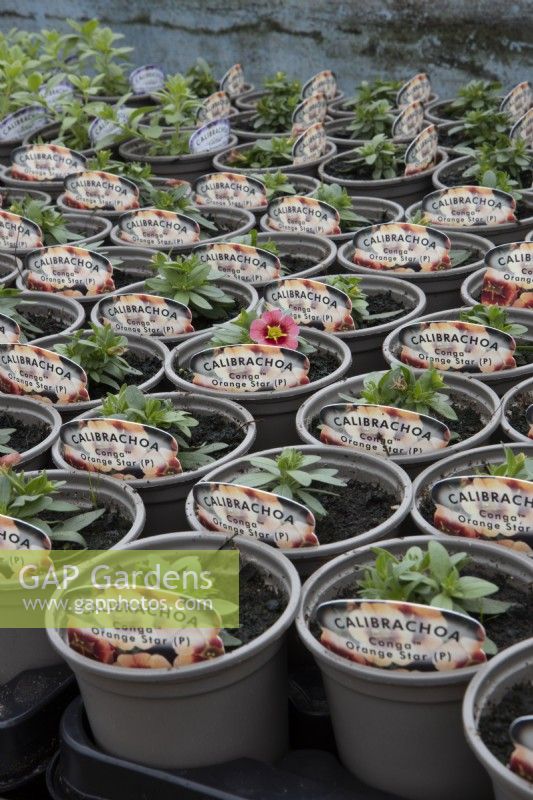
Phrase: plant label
[
  {"left": 352, "top": 222, "right": 451, "bottom": 272},
  {"left": 263, "top": 278, "right": 354, "bottom": 331},
  {"left": 481, "top": 242, "right": 533, "bottom": 307},
  {"left": 25, "top": 245, "right": 115, "bottom": 297},
  {"left": 194, "top": 241, "right": 281, "bottom": 282},
  {"left": 11, "top": 144, "right": 86, "bottom": 182},
  {"left": 0, "top": 514, "right": 51, "bottom": 550},
  {"left": 0, "top": 313, "right": 20, "bottom": 344},
  {"left": 193, "top": 482, "right": 319, "bottom": 548},
  {"left": 302, "top": 70, "right": 337, "bottom": 101},
  {"left": 219, "top": 64, "right": 245, "bottom": 97},
  {"left": 63, "top": 170, "right": 139, "bottom": 212},
  {"left": 398, "top": 320, "right": 516, "bottom": 372},
  {"left": 118, "top": 209, "right": 200, "bottom": 248},
  {"left": 189, "top": 344, "right": 310, "bottom": 393},
  {"left": 500, "top": 81, "right": 533, "bottom": 124},
  {"left": 194, "top": 171, "right": 267, "bottom": 209},
  {"left": 392, "top": 101, "right": 424, "bottom": 140},
  {"left": 317, "top": 599, "right": 486, "bottom": 671},
  {"left": 292, "top": 123, "right": 327, "bottom": 165},
  {"left": 404, "top": 124, "right": 439, "bottom": 175},
  {"left": 0, "top": 343, "right": 88, "bottom": 405},
  {"left": 266, "top": 195, "right": 340, "bottom": 234},
  {"left": 129, "top": 65, "right": 165, "bottom": 94},
  {"left": 291, "top": 93, "right": 328, "bottom": 136},
  {"left": 189, "top": 118, "right": 231, "bottom": 154},
  {"left": 196, "top": 91, "right": 232, "bottom": 125},
  {"left": 39, "top": 81, "right": 73, "bottom": 107},
  {"left": 319, "top": 403, "right": 451, "bottom": 456},
  {"left": 59, "top": 418, "right": 182, "bottom": 479},
  {"left": 421, "top": 186, "right": 517, "bottom": 227},
  {"left": 89, "top": 106, "right": 134, "bottom": 147},
  {"left": 396, "top": 73, "right": 432, "bottom": 107},
  {"left": 0, "top": 211, "right": 42, "bottom": 251},
  {"left": 97, "top": 293, "right": 194, "bottom": 337},
  {"left": 432, "top": 475, "right": 533, "bottom": 553},
  {"left": 509, "top": 716, "right": 533, "bottom": 783},
  {"left": 510, "top": 108, "right": 533, "bottom": 146},
  {"left": 0, "top": 106, "right": 49, "bottom": 142}
]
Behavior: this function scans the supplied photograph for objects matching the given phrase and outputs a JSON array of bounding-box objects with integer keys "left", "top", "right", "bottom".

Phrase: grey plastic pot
[
  {"left": 383, "top": 306, "right": 533, "bottom": 396},
  {"left": 109, "top": 206, "right": 255, "bottom": 253},
  {"left": 185, "top": 444, "right": 412, "bottom": 578},
  {"left": 165, "top": 328, "right": 352, "bottom": 450},
  {"left": 296, "top": 534, "right": 532, "bottom": 800},
  {"left": 0, "top": 212, "right": 112, "bottom": 257},
  {"left": 501, "top": 376, "right": 533, "bottom": 444},
  {"left": 1, "top": 468, "right": 145, "bottom": 686},
  {"left": 433, "top": 156, "right": 531, "bottom": 197},
  {"left": 212, "top": 140, "right": 337, "bottom": 179},
  {"left": 425, "top": 97, "right": 502, "bottom": 126},
  {"left": 327, "top": 93, "right": 438, "bottom": 120},
  {"left": 318, "top": 147, "right": 449, "bottom": 207},
  {"left": 15, "top": 291, "right": 85, "bottom": 344},
  {"left": 0, "top": 252, "right": 24, "bottom": 287},
  {"left": 0, "top": 394, "right": 61, "bottom": 469},
  {"left": 463, "top": 638, "right": 533, "bottom": 800},
  {"left": 0, "top": 164, "right": 73, "bottom": 200},
  {"left": 46, "top": 530, "right": 300, "bottom": 769},
  {"left": 0, "top": 186, "right": 52, "bottom": 206},
  {"left": 52, "top": 391, "right": 256, "bottom": 534},
  {"left": 337, "top": 230, "right": 493, "bottom": 313},
  {"left": 24, "top": 121, "right": 96, "bottom": 158},
  {"left": 118, "top": 135, "right": 239, "bottom": 182},
  {"left": 296, "top": 370, "right": 501, "bottom": 478}
]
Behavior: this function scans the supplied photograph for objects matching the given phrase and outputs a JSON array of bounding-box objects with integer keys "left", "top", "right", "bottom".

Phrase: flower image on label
[
  {"left": 11, "top": 144, "right": 86, "bottom": 182},
  {"left": 391, "top": 101, "right": 424, "bottom": 140},
  {"left": 291, "top": 92, "right": 328, "bottom": 136},
  {"left": 189, "top": 344, "right": 310, "bottom": 393},
  {"left": 0, "top": 106, "right": 49, "bottom": 142},
  {"left": 219, "top": 64, "right": 245, "bottom": 97},
  {"left": 118, "top": 209, "right": 200, "bottom": 248},
  {"left": 189, "top": 118, "right": 231, "bottom": 154},
  {"left": 263, "top": 278, "right": 354, "bottom": 331},
  {"left": 63, "top": 171, "right": 139, "bottom": 212},
  {"left": 500, "top": 81, "right": 533, "bottom": 124},
  {"left": 0, "top": 343, "right": 88, "bottom": 405},
  {"left": 317, "top": 599, "right": 486, "bottom": 671},
  {"left": 510, "top": 108, "right": 533, "bottom": 146},
  {"left": 129, "top": 65, "right": 165, "bottom": 94},
  {"left": 0, "top": 514, "right": 51, "bottom": 550},
  {"left": 194, "top": 241, "right": 280, "bottom": 283},
  {"left": 194, "top": 172, "right": 267, "bottom": 209},
  {"left": 89, "top": 106, "right": 134, "bottom": 147},
  {"left": 196, "top": 92, "right": 232, "bottom": 125},
  {"left": 398, "top": 320, "right": 516, "bottom": 372},
  {"left": 352, "top": 222, "right": 451, "bottom": 273},
  {"left": 404, "top": 124, "right": 439, "bottom": 176},
  {"left": 292, "top": 123, "right": 327, "bottom": 165},
  {"left": 193, "top": 482, "right": 318, "bottom": 548},
  {"left": 319, "top": 404, "right": 450, "bottom": 456},
  {"left": 0, "top": 211, "right": 42, "bottom": 251},
  {"left": 432, "top": 475, "right": 533, "bottom": 554},
  {"left": 302, "top": 71, "right": 337, "bottom": 101},
  {"left": 59, "top": 418, "right": 182, "bottom": 479},
  {"left": 396, "top": 73, "right": 432, "bottom": 106},
  {"left": 25, "top": 245, "right": 115, "bottom": 297},
  {"left": 421, "top": 186, "right": 517, "bottom": 227},
  {"left": 266, "top": 195, "right": 340, "bottom": 235},
  {"left": 526, "top": 405, "right": 533, "bottom": 439},
  {"left": 96, "top": 293, "right": 194, "bottom": 337},
  {"left": 509, "top": 716, "right": 533, "bottom": 784},
  {"left": 481, "top": 242, "right": 533, "bottom": 307},
  {"left": 0, "top": 313, "right": 20, "bottom": 344}
]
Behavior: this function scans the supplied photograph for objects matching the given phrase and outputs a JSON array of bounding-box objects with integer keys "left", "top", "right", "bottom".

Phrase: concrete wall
[{"left": 1, "top": 0, "right": 531, "bottom": 98}]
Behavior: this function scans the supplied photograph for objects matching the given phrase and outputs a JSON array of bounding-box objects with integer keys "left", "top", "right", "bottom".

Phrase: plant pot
[
  {"left": 212, "top": 140, "right": 337, "bottom": 179},
  {"left": 337, "top": 230, "right": 493, "bottom": 312},
  {"left": 12, "top": 290, "right": 85, "bottom": 344},
  {"left": 0, "top": 394, "right": 61, "bottom": 469},
  {"left": 501, "top": 375, "right": 533, "bottom": 444},
  {"left": 230, "top": 110, "right": 295, "bottom": 143},
  {"left": 0, "top": 165, "right": 69, "bottom": 200},
  {"left": 109, "top": 206, "right": 255, "bottom": 253},
  {"left": 383, "top": 305, "right": 533, "bottom": 395},
  {"left": 234, "top": 88, "right": 343, "bottom": 112},
  {"left": 327, "top": 93, "right": 438, "bottom": 120},
  {"left": 318, "top": 147, "right": 449, "bottom": 207},
  {"left": 0, "top": 252, "right": 23, "bottom": 287},
  {"left": 165, "top": 328, "right": 352, "bottom": 450},
  {"left": 118, "top": 135, "right": 239, "bottom": 182},
  {"left": 463, "top": 638, "right": 533, "bottom": 800},
  {"left": 24, "top": 121, "right": 96, "bottom": 158},
  {"left": 296, "top": 370, "right": 501, "bottom": 478},
  {"left": 0, "top": 211, "right": 112, "bottom": 257},
  {"left": 432, "top": 155, "right": 533, "bottom": 198},
  {"left": 46, "top": 530, "right": 300, "bottom": 769},
  {"left": 185, "top": 444, "right": 412, "bottom": 578},
  {"left": 323, "top": 119, "right": 412, "bottom": 153},
  {"left": 296, "top": 534, "right": 532, "bottom": 800},
  {"left": 52, "top": 391, "right": 256, "bottom": 533},
  {"left": 0, "top": 187, "right": 52, "bottom": 207},
  {"left": 425, "top": 97, "right": 503, "bottom": 126}
]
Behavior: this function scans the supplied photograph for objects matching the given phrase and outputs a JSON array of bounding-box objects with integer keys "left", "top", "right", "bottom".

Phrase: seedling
[
  {"left": 0, "top": 429, "right": 16, "bottom": 456},
  {"left": 140, "top": 184, "right": 218, "bottom": 233},
  {"left": 347, "top": 134, "right": 404, "bottom": 180},
  {"left": 346, "top": 99, "right": 394, "bottom": 140},
  {"left": 252, "top": 171, "right": 297, "bottom": 201},
  {"left": 0, "top": 285, "right": 42, "bottom": 337},
  {"left": 447, "top": 80, "right": 502, "bottom": 118},
  {"left": 312, "top": 183, "right": 370, "bottom": 231},
  {"left": 228, "top": 137, "right": 294, "bottom": 169},
  {"left": 460, "top": 305, "right": 529, "bottom": 339},
  {"left": 253, "top": 72, "right": 301, "bottom": 132},
  {"left": 8, "top": 198, "right": 83, "bottom": 246},
  {"left": 152, "top": 73, "right": 202, "bottom": 127},
  {"left": 185, "top": 58, "right": 218, "bottom": 98},
  {"left": 481, "top": 447, "right": 533, "bottom": 481}
]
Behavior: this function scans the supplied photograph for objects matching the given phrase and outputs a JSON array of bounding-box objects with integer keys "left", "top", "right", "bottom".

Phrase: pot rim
[
  {"left": 318, "top": 146, "right": 448, "bottom": 187},
  {"left": 500, "top": 374, "right": 533, "bottom": 443},
  {"left": 118, "top": 134, "right": 240, "bottom": 164},
  {"left": 18, "top": 290, "right": 86, "bottom": 342},
  {"left": 0, "top": 394, "right": 62, "bottom": 465},
  {"left": 212, "top": 140, "right": 337, "bottom": 174}
]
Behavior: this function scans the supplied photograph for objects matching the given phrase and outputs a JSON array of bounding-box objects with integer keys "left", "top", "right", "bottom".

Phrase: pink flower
[{"left": 250, "top": 309, "right": 300, "bottom": 349}]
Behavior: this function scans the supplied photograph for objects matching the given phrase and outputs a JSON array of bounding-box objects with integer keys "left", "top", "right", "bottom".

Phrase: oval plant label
[
  {"left": 266, "top": 195, "right": 340, "bottom": 235},
  {"left": 292, "top": 123, "right": 327, "bottom": 165},
  {"left": 219, "top": 63, "right": 245, "bottom": 97},
  {"left": 291, "top": 92, "right": 328, "bottom": 136},
  {"left": 196, "top": 91, "right": 232, "bottom": 125},
  {"left": 432, "top": 475, "right": 533, "bottom": 553},
  {"left": 0, "top": 106, "right": 49, "bottom": 142},
  {"left": 63, "top": 171, "right": 140, "bottom": 212},
  {"left": 97, "top": 293, "right": 194, "bottom": 337},
  {"left": 396, "top": 73, "right": 432, "bottom": 106},
  {"left": 192, "top": 482, "right": 319, "bottom": 548},
  {"left": 39, "top": 81, "right": 73, "bottom": 107},
  {"left": 189, "top": 344, "right": 310, "bottom": 393},
  {"left": 481, "top": 242, "right": 533, "bottom": 307},
  {"left": 59, "top": 418, "right": 182, "bottom": 479},
  {"left": 0, "top": 313, "right": 20, "bottom": 343},
  {"left": 188, "top": 118, "right": 231, "bottom": 154},
  {"left": 89, "top": 106, "right": 134, "bottom": 147},
  {"left": 352, "top": 222, "right": 451, "bottom": 273},
  {"left": 317, "top": 599, "right": 486, "bottom": 671},
  {"left": 194, "top": 242, "right": 281, "bottom": 283},
  {"left": 194, "top": 172, "right": 267, "bottom": 209},
  {"left": 11, "top": 144, "right": 86, "bottom": 182},
  {"left": 319, "top": 404, "right": 450, "bottom": 456},
  {"left": 509, "top": 716, "right": 533, "bottom": 782},
  {"left": 500, "top": 81, "right": 532, "bottom": 124},
  {"left": 404, "top": 124, "right": 439, "bottom": 176},
  {"left": 263, "top": 278, "right": 354, "bottom": 331},
  {"left": 302, "top": 70, "right": 337, "bottom": 101},
  {"left": 129, "top": 65, "right": 165, "bottom": 94},
  {"left": 25, "top": 245, "right": 115, "bottom": 297},
  {"left": 510, "top": 108, "right": 533, "bottom": 145},
  {"left": 0, "top": 211, "right": 43, "bottom": 251},
  {"left": 398, "top": 320, "right": 516, "bottom": 372},
  {"left": 391, "top": 101, "right": 424, "bottom": 140},
  {"left": 421, "top": 187, "right": 517, "bottom": 227},
  {"left": 0, "top": 514, "right": 51, "bottom": 550},
  {"left": 0, "top": 344, "right": 88, "bottom": 405},
  {"left": 118, "top": 209, "right": 200, "bottom": 248}
]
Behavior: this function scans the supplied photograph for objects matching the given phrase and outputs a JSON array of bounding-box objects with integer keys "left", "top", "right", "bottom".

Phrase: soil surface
[
  {"left": 0, "top": 412, "right": 50, "bottom": 453},
  {"left": 42, "top": 503, "right": 132, "bottom": 550},
  {"left": 230, "top": 558, "right": 287, "bottom": 645},
  {"left": 324, "top": 155, "right": 405, "bottom": 181},
  {"left": 21, "top": 309, "right": 72, "bottom": 338},
  {"left": 87, "top": 351, "right": 161, "bottom": 400},
  {"left": 506, "top": 391, "right": 532, "bottom": 436},
  {"left": 190, "top": 297, "right": 244, "bottom": 332},
  {"left": 177, "top": 412, "right": 248, "bottom": 469},
  {"left": 280, "top": 253, "right": 317, "bottom": 274},
  {"left": 356, "top": 291, "right": 407, "bottom": 329},
  {"left": 314, "top": 478, "right": 398, "bottom": 544},
  {"left": 479, "top": 682, "right": 533, "bottom": 766}
]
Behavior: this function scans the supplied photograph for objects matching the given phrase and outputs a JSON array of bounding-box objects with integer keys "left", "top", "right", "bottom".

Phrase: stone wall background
[{"left": 1, "top": 0, "right": 531, "bottom": 97}]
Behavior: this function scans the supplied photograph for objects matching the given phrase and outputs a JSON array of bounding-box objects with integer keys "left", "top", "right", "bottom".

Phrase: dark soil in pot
[
  {"left": 230, "top": 558, "right": 287, "bottom": 645},
  {"left": 505, "top": 389, "right": 532, "bottom": 437},
  {"left": 478, "top": 682, "right": 533, "bottom": 767},
  {"left": 175, "top": 411, "right": 247, "bottom": 459},
  {"left": 313, "top": 479, "right": 396, "bottom": 544},
  {"left": 356, "top": 291, "right": 405, "bottom": 328},
  {"left": 44, "top": 502, "right": 131, "bottom": 550},
  {"left": 433, "top": 156, "right": 533, "bottom": 202},
  {"left": 82, "top": 350, "right": 161, "bottom": 401},
  {"left": 0, "top": 411, "right": 49, "bottom": 454},
  {"left": 21, "top": 307, "right": 75, "bottom": 338}
]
